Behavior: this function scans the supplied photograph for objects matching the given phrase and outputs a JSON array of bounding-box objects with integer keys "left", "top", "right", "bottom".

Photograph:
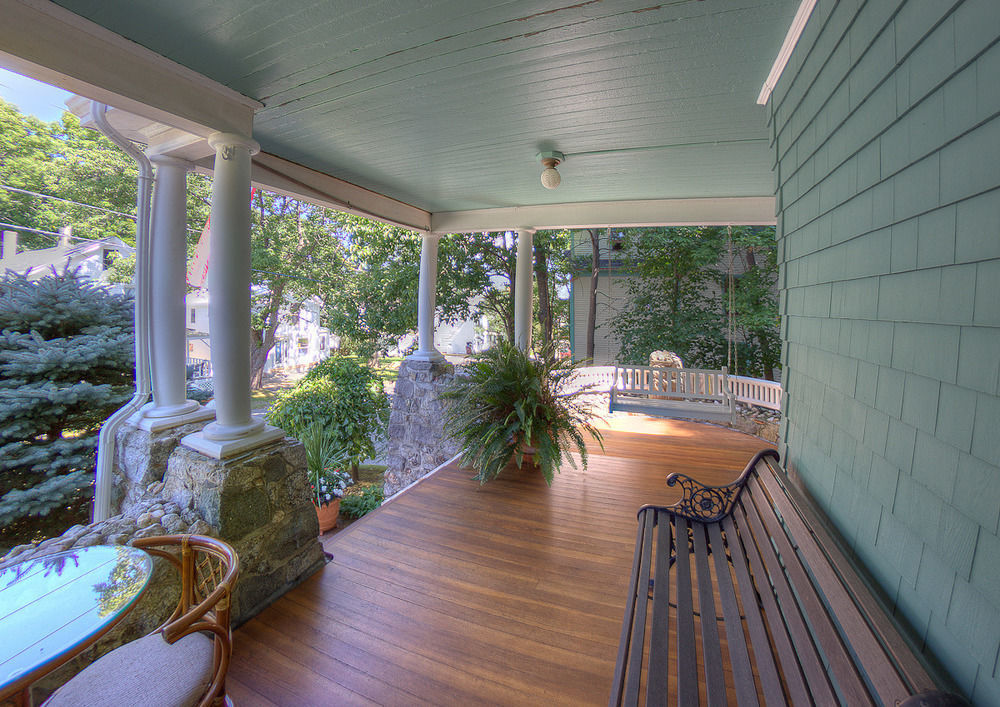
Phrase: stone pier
[
  {"left": 383, "top": 358, "right": 458, "bottom": 497},
  {"left": 163, "top": 439, "right": 327, "bottom": 623}
]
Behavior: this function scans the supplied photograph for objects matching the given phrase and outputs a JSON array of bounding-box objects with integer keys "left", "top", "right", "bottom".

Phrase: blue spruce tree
[{"left": 0, "top": 269, "right": 134, "bottom": 525}]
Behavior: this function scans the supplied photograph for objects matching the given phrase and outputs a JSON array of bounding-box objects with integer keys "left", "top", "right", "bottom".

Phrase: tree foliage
[
  {"left": 266, "top": 356, "right": 389, "bottom": 482},
  {"left": 321, "top": 219, "right": 494, "bottom": 360},
  {"left": 611, "top": 226, "right": 779, "bottom": 379},
  {"left": 0, "top": 270, "right": 134, "bottom": 524}
]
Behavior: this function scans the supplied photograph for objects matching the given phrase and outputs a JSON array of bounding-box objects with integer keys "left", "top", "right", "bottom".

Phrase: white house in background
[
  {"left": 0, "top": 228, "right": 133, "bottom": 282},
  {"left": 186, "top": 289, "right": 334, "bottom": 375}
]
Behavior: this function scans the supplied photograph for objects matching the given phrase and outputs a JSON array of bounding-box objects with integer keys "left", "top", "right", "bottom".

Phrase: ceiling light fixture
[{"left": 536, "top": 151, "right": 565, "bottom": 189}]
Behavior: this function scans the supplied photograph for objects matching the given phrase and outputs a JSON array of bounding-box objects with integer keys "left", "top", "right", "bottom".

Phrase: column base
[
  {"left": 137, "top": 401, "right": 215, "bottom": 433},
  {"left": 181, "top": 424, "right": 286, "bottom": 459},
  {"left": 408, "top": 348, "right": 445, "bottom": 362}
]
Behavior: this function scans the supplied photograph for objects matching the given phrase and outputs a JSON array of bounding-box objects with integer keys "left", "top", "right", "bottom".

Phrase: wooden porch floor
[{"left": 228, "top": 417, "right": 770, "bottom": 706}]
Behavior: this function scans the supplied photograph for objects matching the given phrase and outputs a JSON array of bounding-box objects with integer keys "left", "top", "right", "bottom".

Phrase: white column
[
  {"left": 513, "top": 228, "right": 535, "bottom": 351},
  {"left": 409, "top": 233, "right": 444, "bottom": 361},
  {"left": 182, "top": 133, "right": 283, "bottom": 458},
  {"left": 139, "top": 155, "right": 213, "bottom": 432}
]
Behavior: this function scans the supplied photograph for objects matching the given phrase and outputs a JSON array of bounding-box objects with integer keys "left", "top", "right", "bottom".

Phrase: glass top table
[{"left": 0, "top": 545, "right": 153, "bottom": 700}]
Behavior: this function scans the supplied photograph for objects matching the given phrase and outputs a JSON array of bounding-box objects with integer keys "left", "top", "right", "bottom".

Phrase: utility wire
[
  {"left": 0, "top": 183, "right": 203, "bottom": 234},
  {"left": 0, "top": 184, "right": 138, "bottom": 221},
  {"left": 0, "top": 221, "right": 119, "bottom": 244}
]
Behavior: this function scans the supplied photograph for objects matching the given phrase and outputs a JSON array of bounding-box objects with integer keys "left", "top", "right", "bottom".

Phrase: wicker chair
[{"left": 45, "top": 535, "right": 239, "bottom": 707}]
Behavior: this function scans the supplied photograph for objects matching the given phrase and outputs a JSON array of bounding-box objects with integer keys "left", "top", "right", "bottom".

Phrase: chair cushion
[{"left": 44, "top": 631, "right": 215, "bottom": 707}]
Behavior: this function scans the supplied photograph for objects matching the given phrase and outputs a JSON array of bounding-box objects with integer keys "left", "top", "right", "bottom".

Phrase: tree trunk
[
  {"left": 534, "top": 239, "right": 552, "bottom": 347},
  {"left": 586, "top": 229, "right": 600, "bottom": 360},
  {"left": 249, "top": 282, "right": 285, "bottom": 389}
]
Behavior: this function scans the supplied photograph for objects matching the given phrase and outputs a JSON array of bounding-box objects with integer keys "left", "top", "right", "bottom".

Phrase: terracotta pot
[{"left": 315, "top": 498, "right": 340, "bottom": 534}]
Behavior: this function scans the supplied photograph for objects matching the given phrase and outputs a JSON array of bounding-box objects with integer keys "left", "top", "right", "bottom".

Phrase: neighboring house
[
  {"left": 0, "top": 228, "right": 132, "bottom": 283},
  {"left": 185, "top": 290, "right": 334, "bottom": 375}
]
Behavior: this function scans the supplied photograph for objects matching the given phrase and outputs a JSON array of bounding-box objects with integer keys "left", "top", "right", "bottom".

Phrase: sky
[{"left": 0, "top": 68, "right": 73, "bottom": 122}]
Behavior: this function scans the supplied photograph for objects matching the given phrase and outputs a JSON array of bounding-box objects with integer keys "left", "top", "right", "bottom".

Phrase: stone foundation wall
[
  {"left": 163, "top": 439, "right": 327, "bottom": 623},
  {"left": 112, "top": 419, "right": 208, "bottom": 514},
  {"left": 383, "top": 358, "right": 458, "bottom": 497}
]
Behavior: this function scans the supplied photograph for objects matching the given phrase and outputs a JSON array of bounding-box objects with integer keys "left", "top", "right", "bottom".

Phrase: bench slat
[
  {"left": 736, "top": 496, "right": 839, "bottom": 704},
  {"left": 674, "top": 516, "right": 699, "bottom": 705},
  {"left": 647, "top": 514, "right": 672, "bottom": 705},
  {"left": 610, "top": 512, "right": 651, "bottom": 706},
  {"left": 761, "top": 457, "right": 937, "bottom": 694},
  {"left": 707, "top": 521, "right": 759, "bottom": 707},
  {"left": 624, "top": 510, "right": 656, "bottom": 704},
  {"left": 754, "top": 468, "right": 912, "bottom": 701},
  {"left": 720, "top": 515, "right": 788, "bottom": 705},
  {"left": 745, "top": 475, "right": 874, "bottom": 705},
  {"left": 692, "top": 523, "right": 727, "bottom": 707}
]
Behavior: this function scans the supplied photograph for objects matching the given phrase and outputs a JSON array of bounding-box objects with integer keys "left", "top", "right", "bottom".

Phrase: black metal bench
[{"left": 610, "top": 449, "right": 962, "bottom": 706}]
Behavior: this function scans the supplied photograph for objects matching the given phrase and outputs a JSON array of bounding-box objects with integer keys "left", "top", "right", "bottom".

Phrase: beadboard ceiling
[{"left": 51, "top": 0, "right": 796, "bottom": 215}]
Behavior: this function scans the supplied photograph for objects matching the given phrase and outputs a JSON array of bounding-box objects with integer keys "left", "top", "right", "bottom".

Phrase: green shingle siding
[{"left": 774, "top": 1, "right": 1000, "bottom": 699}]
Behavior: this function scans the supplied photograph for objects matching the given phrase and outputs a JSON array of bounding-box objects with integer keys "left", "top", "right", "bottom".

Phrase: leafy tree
[
  {"left": 321, "top": 220, "right": 493, "bottom": 361},
  {"left": 249, "top": 190, "right": 347, "bottom": 387},
  {"left": 611, "top": 226, "right": 779, "bottom": 379},
  {"left": 0, "top": 269, "right": 134, "bottom": 525}
]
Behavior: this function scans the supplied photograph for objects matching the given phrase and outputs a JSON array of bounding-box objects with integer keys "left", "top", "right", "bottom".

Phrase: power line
[
  {"left": 0, "top": 221, "right": 121, "bottom": 244},
  {"left": 0, "top": 183, "right": 203, "bottom": 234},
  {"left": 0, "top": 183, "right": 138, "bottom": 221}
]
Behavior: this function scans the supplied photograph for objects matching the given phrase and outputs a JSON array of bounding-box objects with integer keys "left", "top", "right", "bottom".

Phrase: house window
[
  {"left": 190, "top": 308, "right": 196, "bottom": 324},
  {"left": 320, "top": 336, "right": 327, "bottom": 351}
]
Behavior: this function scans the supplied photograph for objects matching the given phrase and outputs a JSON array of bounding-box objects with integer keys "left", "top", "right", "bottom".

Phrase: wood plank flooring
[{"left": 228, "top": 416, "right": 771, "bottom": 706}]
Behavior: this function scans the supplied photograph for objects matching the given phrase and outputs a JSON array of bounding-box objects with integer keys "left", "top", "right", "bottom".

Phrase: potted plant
[
  {"left": 441, "top": 342, "right": 604, "bottom": 485},
  {"left": 299, "top": 423, "right": 353, "bottom": 533}
]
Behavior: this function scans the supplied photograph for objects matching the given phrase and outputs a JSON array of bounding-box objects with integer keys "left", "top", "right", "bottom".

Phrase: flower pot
[{"left": 315, "top": 498, "right": 340, "bottom": 534}]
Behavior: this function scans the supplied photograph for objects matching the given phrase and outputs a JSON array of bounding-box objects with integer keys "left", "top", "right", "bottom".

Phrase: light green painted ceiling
[{"left": 54, "top": 0, "right": 797, "bottom": 213}]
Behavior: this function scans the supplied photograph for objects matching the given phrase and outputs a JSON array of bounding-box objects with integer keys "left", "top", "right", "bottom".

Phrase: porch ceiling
[{"left": 46, "top": 0, "right": 796, "bottom": 221}]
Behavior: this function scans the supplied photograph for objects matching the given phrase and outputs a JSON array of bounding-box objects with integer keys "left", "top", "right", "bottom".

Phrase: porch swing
[{"left": 609, "top": 226, "right": 737, "bottom": 424}]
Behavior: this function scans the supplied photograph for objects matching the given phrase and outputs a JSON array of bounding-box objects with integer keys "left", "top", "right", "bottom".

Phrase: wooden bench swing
[
  {"left": 610, "top": 449, "right": 963, "bottom": 706},
  {"left": 609, "top": 365, "right": 735, "bottom": 425}
]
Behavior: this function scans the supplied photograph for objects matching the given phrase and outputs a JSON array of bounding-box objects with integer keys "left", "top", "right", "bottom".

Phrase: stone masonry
[
  {"left": 383, "top": 358, "right": 458, "bottom": 497},
  {"left": 163, "top": 439, "right": 326, "bottom": 623},
  {"left": 112, "top": 419, "right": 209, "bottom": 514}
]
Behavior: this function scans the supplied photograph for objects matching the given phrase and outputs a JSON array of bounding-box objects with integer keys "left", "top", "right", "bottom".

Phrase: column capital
[
  {"left": 420, "top": 232, "right": 443, "bottom": 241},
  {"left": 515, "top": 227, "right": 536, "bottom": 236},
  {"left": 207, "top": 132, "right": 260, "bottom": 156},
  {"left": 146, "top": 153, "right": 195, "bottom": 170}
]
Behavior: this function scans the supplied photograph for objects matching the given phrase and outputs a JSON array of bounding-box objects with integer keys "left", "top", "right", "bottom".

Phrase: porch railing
[
  {"left": 728, "top": 374, "right": 782, "bottom": 411},
  {"left": 567, "top": 366, "right": 782, "bottom": 412}
]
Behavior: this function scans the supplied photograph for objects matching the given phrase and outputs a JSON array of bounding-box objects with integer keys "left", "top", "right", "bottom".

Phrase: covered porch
[{"left": 228, "top": 417, "right": 767, "bottom": 705}]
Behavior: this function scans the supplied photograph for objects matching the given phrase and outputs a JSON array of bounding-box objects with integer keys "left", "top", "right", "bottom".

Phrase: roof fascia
[
  {"left": 430, "top": 197, "right": 777, "bottom": 233},
  {"left": 0, "top": 0, "right": 260, "bottom": 136}
]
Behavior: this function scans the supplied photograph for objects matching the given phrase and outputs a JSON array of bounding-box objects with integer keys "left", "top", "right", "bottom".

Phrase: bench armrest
[{"left": 662, "top": 448, "right": 779, "bottom": 522}]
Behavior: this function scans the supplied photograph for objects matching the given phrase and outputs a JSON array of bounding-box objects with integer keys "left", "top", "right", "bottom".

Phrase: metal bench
[
  {"left": 609, "top": 365, "right": 735, "bottom": 424},
  {"left": 610, "top": 449, "right": 961, "bottom": 706}
]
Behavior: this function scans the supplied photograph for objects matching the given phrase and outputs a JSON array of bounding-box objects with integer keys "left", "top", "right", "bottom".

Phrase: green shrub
[
  {"left": 340, "top": 482, "right": 384, "bottom": 519},
  {"left": 267, "top": 356, "right": 389, "bottom": 481}
]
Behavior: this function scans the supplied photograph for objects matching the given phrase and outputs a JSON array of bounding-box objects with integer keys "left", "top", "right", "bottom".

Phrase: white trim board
[
  {"left": 430, "top": 197, "right": 777, "bottom": 233},
  {"left": 0, "top": 0, "right": 260, "bottom": 137}
]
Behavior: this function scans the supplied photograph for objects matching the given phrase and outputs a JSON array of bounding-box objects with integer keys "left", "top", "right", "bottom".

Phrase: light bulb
[{"left": 540, "top": 167, "right": 561, "bottom": 189}]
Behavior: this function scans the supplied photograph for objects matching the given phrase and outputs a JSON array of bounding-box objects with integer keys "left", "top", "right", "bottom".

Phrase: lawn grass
[{"left": 358, "top": 463, "right": 387, "bottom": 483}]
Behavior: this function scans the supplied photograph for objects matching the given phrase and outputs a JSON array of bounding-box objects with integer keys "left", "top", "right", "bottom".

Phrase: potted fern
[{"left": 441, "top": 342, "right": 603, "bottom": 485}]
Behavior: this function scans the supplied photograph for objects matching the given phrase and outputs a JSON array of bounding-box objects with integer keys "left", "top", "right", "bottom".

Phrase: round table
[{"left": 0, "top": 545, "right": 153, "bottom": 700}]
